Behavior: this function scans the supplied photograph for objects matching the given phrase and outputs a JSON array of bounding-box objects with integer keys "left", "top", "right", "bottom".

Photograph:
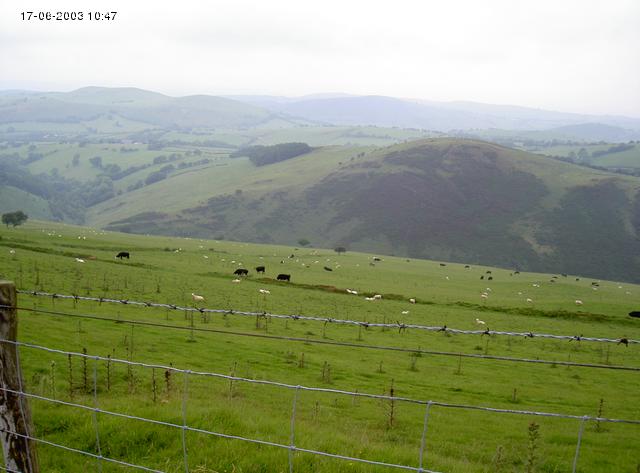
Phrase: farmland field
[{"left": 0, "top": 221, "right": 639, "bottom": 472}]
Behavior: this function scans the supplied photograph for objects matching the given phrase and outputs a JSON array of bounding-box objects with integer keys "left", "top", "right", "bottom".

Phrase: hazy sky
[{"left": 1, "top": 0, "right": 639, "bottom": 116}]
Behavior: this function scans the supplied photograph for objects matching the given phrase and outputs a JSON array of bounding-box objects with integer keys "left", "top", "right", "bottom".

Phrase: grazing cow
[
  {"left": 116, "top": 251, "right": 130, "bottom": 260},
  {"left": 486, "top": 270, "right": 492, "bottom": 274},
  {"left": 480, "top": 275, "right": 484, "bottom": 280},
  {"left": 464, "top": 265, "right": 470, "bottom": 269},
  {"left": 439, "top": 263, "right": 447, "bottom": 267},
  {"left": 514, "top": 271, "right": 520, "bottom": 275},
  {"left": 487, "top": 276, "right": 493, "bottom": 281},
  {"left": 234, "top": 268, "right": 249, "bottom": 276},
  {"left": 323, "top": 266, "right": 333, "bottom": 271},
  {"left": 255, "top": 266, "right": 266, "bottom": 274},
  {"left": 277, "top": 273, "right": 291, "bottom": 282},
  {"left": 629, "top": 311, "right": 640, "bottom": 318},
  {"left": 373, "top": 257, "right": 382, "bottom": 262}
]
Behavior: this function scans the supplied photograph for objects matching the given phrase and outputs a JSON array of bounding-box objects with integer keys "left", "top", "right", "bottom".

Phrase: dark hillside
[{"left": 105, "top": 139, "right": 640, "bottom": 282}]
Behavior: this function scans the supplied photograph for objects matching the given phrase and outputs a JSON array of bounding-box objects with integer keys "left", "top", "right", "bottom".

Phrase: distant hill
[
  {"left": 232, "top": 94, "right": 640, "bottom": 135},
  {"left": 546, "top": 123, "right": 640, "bottom": 142},
  {"left": 100, "top": 138, "right": 640, "bottom": 283},
  {"left": 0, "top": 87, "right": 278, "bottom": 129}
]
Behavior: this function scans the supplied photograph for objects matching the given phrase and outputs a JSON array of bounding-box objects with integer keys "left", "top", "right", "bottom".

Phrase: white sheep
[
  {"left": 575, "top": 300, "right": 583, "bottom": 305},
  {"left": 191, "top": 293, "right": 205, "bottom": 302}
]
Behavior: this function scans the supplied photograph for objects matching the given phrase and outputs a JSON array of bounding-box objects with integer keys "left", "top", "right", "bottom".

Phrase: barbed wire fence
[
  {"left": 1, "top": 283, "right": 639, "bottom": 472},
  {"left": 17, "top": 290, "right": 640, "bottom": 345},
  {"left": 6, "top": 304, "right": 640, "bottom": 372}
]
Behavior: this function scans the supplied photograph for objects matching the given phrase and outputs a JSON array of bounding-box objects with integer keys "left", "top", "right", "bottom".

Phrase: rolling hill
[
  {"left": 98, "top": 138, "right": 640, "bottom": 283},
  {"left": 232, "top": 94, "right": 640, "bottom": 134},
  {"left": 0, "top": 87, "right": 281, "bottom": 131}
]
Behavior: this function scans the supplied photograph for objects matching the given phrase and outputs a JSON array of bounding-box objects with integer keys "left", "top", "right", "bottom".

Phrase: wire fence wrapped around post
[{"left": 0, "top": 281, "right": 39, "bottom": 472}]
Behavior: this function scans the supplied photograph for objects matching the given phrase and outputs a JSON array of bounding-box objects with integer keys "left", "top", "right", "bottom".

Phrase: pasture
[{"left": 0, "top": 221, "right": 638, "bottom": 472}]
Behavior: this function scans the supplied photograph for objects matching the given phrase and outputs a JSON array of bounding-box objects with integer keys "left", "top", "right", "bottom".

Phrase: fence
[
  {"left": 1, "top": 281, "right": 639, "bottom": 472},
  {"left": 7, "top": 304, "right": 640, "bottom": 372},
  {"left": 18, "top": 290, "right": 639, "bottom": 345}
]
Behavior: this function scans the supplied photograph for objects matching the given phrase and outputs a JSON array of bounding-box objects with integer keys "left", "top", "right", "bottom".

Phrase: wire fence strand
[
  {"left": 3, "top": 339, "right": 639, "bottom": 425},
  {"left": 11, "top": 304, "right": 640, "bottom": 372},
  {"left": 16, "top": 290, "right": 639, "bottom": 345}
]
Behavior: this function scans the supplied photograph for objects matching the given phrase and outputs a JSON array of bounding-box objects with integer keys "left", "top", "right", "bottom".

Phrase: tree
[
  {"left": 577, "top": 148, "right": 589, "bottom": 161},
  {"left": 334, "top": 246, "right": 347, "bottom": 255},
  {"left": 89, "top": 156, "right": 103, "bottom": 168},
  {"left": 298, "top": 238, "right": 310, "bottom": 247},
  {"left": 2, "top": 211, "right": 28, "bottom": 228}
]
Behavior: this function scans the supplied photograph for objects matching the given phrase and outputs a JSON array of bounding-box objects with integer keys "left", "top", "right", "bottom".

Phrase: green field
[
  {"left": 529, "top": 143, "right": 640, "bottom": 170},
  {"left": 0, "top": 221, "right": 638, "bottom": 472}
]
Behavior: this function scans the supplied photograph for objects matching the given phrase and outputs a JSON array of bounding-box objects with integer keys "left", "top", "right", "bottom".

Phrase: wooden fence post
[{"left": 0, "top": 281, "right": 39, "bottom": 472}]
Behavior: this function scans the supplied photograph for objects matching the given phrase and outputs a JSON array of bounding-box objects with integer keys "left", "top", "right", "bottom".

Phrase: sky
[{"left": 1, "top": 0, "right": 639, "bottom": 117}]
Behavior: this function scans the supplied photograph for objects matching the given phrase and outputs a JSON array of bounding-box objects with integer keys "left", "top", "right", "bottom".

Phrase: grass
[
  {"left": 0, "top": 220, "right": 638, "bottom": 472},
  {"left": 532, "top": 143, "right": 640, "bottom": 170}
]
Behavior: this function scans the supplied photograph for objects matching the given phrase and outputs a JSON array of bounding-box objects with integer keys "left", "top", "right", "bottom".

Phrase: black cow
[
  {"left": 255, "top": 266, "right": 266, "bottom": 274},
  {"left": 486, "top": 270, "right": 492, "bottom": 274},
  {"left": 116, "top": 251, "right": 130, "bottom": 260},
  {"left": 488, "top": 276, "right": 493, "bottom": 281},
  {"left": 439, "top": 263, "right": 446, "bottom": 267},
  {"left": 373, "top": 257, "right": 382, "bottom": 262},
  {"left": 464, "top": 265, "right": 470, "bottom": 269},
  {"left": 323, "top": 266, "right": 333, "bottom": 271},
  {"left": 234, "top": 268, "right": 249, "bottom": 276},
  {"left": 629, "top": 311, "right": 640, "bottom": 318},
  {"left": 480, "top": 275, "right": 484, "bottom": 280},
  {"left": 277, "top": 273, "right": 291, "bottom": 282}
]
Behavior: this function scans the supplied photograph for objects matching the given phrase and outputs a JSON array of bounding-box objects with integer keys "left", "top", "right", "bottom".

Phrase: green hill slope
[
  {"left": 98, "top": 139, "right": 640, "bottom": 283},
  {"left": 0, "top": 221, "right": 638, "bottom": 472}
]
